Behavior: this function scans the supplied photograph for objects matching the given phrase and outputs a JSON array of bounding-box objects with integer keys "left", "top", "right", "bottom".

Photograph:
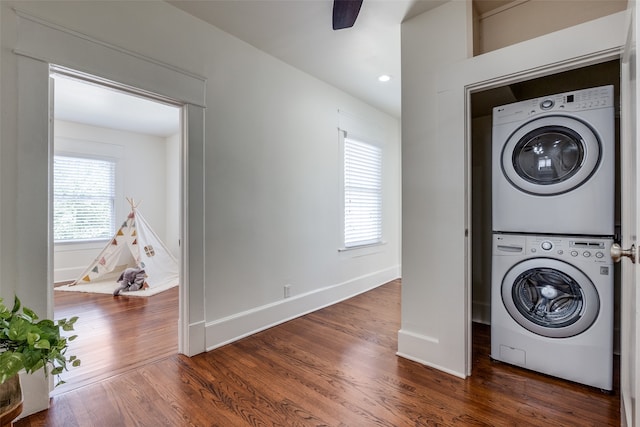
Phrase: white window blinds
[
  {"left": 53, "top": 155, "right": 116, "bottom": 242},
  {"left": 344, "top": 137, "right": 382, "bottom": 248}
]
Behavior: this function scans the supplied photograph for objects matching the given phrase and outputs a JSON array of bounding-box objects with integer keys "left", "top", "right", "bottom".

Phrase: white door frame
[
  {"left": 433, "top": 11, "right": 628, "bottom": 376},
  {"left": 461, "top": 50, "right": 622, "bottom": 373},
  {"left": 618, "top": 2, "right": 639, "bottom": 423},
  {"left": 49, "top": 66, "right": 187, "bottom": 339},
  {"left": 12, "top": 9, "right": 207, "bottom": 414}
]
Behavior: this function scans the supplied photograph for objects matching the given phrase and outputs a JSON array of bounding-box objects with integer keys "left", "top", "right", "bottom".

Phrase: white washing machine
[
  {"left": 492, "top": 85, "right": 615, "bottom": 236},
  {"left": 491, "top": 233, "right": 613, "bottom": 390}
]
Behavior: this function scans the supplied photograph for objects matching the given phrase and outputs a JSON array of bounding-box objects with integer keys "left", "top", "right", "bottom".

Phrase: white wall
[
  {"left": 0, "top": 0, "right": 400, "bottom": 415},
  {"left": 165, "top": 132, "right": 181, "bottom": 257},
  {"left": 53, "top": 120, "right": 179, "bottom": 282},
  {"left": 399, "top": 0, "right": 472, "bottom": 377},
  {"left": 476, "top": 0, "right": 627, "bottom": 55}
]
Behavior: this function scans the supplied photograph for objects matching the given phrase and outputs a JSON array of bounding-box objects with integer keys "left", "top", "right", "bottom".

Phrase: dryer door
[
  {"left": 501, "top": 258, "right": 600, "bottom": 338},
  {"left": 501, "top": 115, "right": 601, "bottom": 195}
]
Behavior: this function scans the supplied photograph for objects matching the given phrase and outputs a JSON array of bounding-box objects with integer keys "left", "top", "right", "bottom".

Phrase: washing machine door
[
  {"left": 501, "top": 115, "right": 601, "bottom": 195},
  {"left": 501, "top": 258, "right": 600, "bottom": 338}
]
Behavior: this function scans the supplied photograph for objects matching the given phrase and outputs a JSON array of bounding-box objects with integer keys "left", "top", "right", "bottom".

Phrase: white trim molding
[
  {"left": 7, "top": 8, "right": 208, "bottom": 415},
  {"left": 13, "top": 8, "right": 206, "bottom": 108},
  {"left": 205, "top": 266, "right": 400, "bottom": 351}
]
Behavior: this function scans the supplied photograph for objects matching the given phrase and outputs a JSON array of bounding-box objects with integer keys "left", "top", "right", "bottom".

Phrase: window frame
[
  {"left": 340, "top": 130, "right": 384, "bottom": 250},
  {"left": 53, "top": 136, "right": 125, "bottom": 247},
  {"left": 53, "top": 153, "right": 119, "bottom": 244}
]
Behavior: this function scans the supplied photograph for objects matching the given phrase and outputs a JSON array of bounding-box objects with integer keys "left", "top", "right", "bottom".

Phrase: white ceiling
[
  {"left": 53, "top": 1, "right": 510, "bottom": 136},
  {"left": 168, "top": 0, "right": 450, "bottom": 118},
  {"left": 54, "top": 75, "right": 180, "bottom": 138},
  {"left": 53, "top": 75, "right": 181, "bottom": 138}
]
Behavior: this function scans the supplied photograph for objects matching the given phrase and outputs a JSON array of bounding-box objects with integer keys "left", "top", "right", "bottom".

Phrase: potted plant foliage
[{"left": 0, "top": 296, "right": 80, "bottom": 419}]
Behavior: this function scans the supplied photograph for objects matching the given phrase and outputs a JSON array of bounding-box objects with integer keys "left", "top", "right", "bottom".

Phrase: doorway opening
[
  {"left": 50, "top": 69, "right": 182, "bottom": 393},
  {"left": 469, "top": 59, "right": 621, "bottom": 383}
]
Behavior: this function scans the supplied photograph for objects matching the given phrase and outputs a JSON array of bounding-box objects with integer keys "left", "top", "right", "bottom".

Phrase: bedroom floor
[{"left": 52, "top": 285, "right": 179, "bottom": 395}]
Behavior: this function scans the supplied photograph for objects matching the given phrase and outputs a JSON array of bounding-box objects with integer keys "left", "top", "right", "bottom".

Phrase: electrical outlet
[{"left": 284, "top": 284, "right": 291, "bottom": 298}]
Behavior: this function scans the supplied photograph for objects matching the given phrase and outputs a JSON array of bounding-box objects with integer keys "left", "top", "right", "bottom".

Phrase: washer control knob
[
  {"left": 571, "top": 250, "right": 579, "bottom": 257},
  {"left": 583, "top": 251, "right": 591, "bottom": 258},
  {"left": 596, "top": 251, "right": 604, "bottom": 259},
  {"left": 540, "top": 99, "right": 554, "bottom": 109},
  {"left": 541, "top": 241, "right": 553, "bottom": 251}
]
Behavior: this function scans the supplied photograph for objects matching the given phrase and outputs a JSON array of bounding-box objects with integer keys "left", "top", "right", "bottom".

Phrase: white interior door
[{"left": 618, "top": 2, "right": 639, "bottom": 425}]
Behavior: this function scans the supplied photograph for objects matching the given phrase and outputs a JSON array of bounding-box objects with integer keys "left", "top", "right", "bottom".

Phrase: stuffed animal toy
[{"left": 113, "top": 267, "right": 149, "bottom": 296}]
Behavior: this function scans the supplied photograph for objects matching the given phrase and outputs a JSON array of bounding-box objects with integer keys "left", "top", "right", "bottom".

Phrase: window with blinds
[
  {"left": 344, "top": 137, "right": 382, "bottom": 248},
  {"left": 53, "top": 155, "right": 116, "bottom": 242}
]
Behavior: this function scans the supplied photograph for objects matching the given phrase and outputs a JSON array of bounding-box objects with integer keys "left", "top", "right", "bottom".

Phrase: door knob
[{"left": 611, "top": 243, "right": 636, "bottom": 263}]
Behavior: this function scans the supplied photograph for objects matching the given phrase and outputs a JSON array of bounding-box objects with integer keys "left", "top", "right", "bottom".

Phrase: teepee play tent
[{"left": 70, "top": 199, "right": 179, "bottom": 294}]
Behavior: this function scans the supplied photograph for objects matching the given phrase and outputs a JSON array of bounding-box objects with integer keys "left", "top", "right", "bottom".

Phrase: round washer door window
[
  {"left": 501, "top": 116, "right": 601, "bottom": 195},
  {"left": 501, "top": 258, "right": 600, "bottom": 338}
]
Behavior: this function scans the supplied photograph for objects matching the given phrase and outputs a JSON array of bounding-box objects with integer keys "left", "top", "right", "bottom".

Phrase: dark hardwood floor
[{"left": 17, "top": 280, "right": 619, "bottom": 426}]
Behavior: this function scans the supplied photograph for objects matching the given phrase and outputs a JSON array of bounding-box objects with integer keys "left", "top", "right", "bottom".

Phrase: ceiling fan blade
[{"left": 332, "top": 0, "right": 363, "bottom": 30}]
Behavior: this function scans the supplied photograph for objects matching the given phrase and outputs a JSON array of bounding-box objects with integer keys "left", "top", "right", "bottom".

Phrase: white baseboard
[
  {"left": 54, "top": 267, "right": 84, "bottom": 283},
  {"left": 396, "top": 328, "right": 466, "bottom": 379},
  {"left": 187, "top": 321, "right": 206, "bottom": 356},
  {"left": 204, "top": 266, "right": 400, "bottom": 351}
]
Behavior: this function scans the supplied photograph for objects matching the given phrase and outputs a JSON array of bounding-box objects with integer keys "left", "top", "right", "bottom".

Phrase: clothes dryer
[
  {"left": 491, "top": 233, "right": 613, "bottom": 390},
  {"left": 492, "top": 86, "right": 615, "bottom": 236}
]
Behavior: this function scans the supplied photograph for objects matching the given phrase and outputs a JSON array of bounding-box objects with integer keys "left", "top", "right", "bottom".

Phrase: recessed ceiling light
[{"left": 378, "top": 74, "right": 391, "bottom": 82}]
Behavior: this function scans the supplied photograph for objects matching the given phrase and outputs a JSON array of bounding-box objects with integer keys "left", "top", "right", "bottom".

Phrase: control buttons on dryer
[
  {"left": 596, "top": 252, "right": 605, "bottom": 259},
  {"left": 541, "top": 241, "right": 553, "bottom": 251},
  {"left": 583, "top": 251, "right": 591, "bottom": 257},
  {"left": 540, "top": 99, "right": 554, "bottom": 110},
  {"left": 570, "top": 250, "right": 579, "bottom": 257}
]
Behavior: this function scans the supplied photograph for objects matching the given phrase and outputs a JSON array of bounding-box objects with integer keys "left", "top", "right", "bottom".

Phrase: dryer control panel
[
  {"left": 493, "top": 85, "right": 614, "bottom": 126},
  {"left": 493, "top": 234, "right": 613, "bottom": 266}
]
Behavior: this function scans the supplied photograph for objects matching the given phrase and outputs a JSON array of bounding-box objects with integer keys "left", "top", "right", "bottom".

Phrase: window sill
[
  {"left": 54, "top": 239, "right": 110, "bottom": 252},
  {"left": 338, "top": 241, "right": 387, "bottom": 254}
]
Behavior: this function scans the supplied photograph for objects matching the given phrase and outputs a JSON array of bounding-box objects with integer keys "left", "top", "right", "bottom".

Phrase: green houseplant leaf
[{"left": 0, "top": 296, "right": 80, "bottom": 387}]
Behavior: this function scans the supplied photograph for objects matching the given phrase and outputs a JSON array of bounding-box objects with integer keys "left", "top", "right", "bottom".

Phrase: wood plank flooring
[
  {"left": 50, "top": 286, "right": 179, "bottom": 395},
  {"left": 17, "top": 280, "right": 619, "bottom": 426}
]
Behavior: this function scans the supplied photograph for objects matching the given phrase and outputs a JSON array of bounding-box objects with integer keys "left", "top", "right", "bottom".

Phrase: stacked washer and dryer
[{"left": 491, "top": 85, "right": 615, "bottom": 390}]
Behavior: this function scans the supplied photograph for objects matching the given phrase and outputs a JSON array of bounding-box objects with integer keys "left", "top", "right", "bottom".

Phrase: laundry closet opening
[
  {"left": 469, "top": 59, "right": 621, "bottom": 375},
  {"left": 51, "top": 71, "right": 182, "bottom": 393}
]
